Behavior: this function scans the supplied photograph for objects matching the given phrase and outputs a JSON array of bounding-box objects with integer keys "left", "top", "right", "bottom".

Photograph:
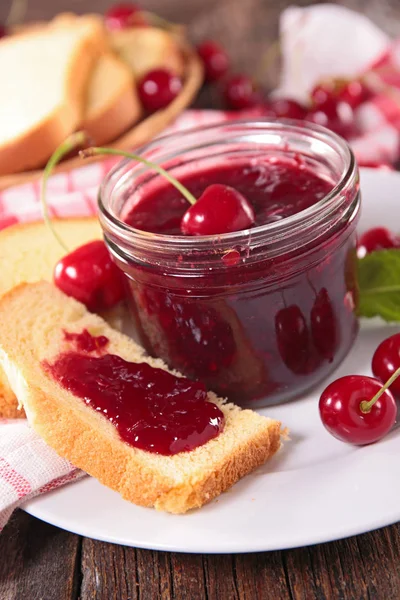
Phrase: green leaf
[{"left": 358, "top": 249, "right": 400, "bottom": 321}]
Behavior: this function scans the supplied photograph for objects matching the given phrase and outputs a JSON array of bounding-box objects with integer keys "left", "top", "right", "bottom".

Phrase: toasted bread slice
[
  {"left": 0, "top": 282, "right": 282, "bottom": 513},
  {"left": 0, "top": 218, "right": 125, "bottom": 419},
  {"left": 0, "top": 17, "right": 104, "bottom": 175},
  {"left": 110, "top": 27, "right": 185, "bottom": 80},
  {"left": 83, "top": 52, "right": 142, "bottom": 145}
]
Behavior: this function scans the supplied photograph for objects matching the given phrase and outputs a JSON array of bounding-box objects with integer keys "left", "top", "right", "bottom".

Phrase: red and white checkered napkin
[
  {"left": 2, "top": 38, "right": 400, "bottom": 529},
  {"left": 0, "top": 420, "right": 85, "bottom": 531}
]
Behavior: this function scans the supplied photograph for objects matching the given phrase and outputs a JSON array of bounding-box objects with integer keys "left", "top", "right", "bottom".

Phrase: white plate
[{"left": 23, "top": 168, "right": 400, "bottom": 553}]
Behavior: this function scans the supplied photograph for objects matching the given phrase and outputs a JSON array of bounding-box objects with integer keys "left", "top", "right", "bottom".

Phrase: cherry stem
[
  {"left": 80, "top": 147, "right": 197, "bottom": 206},
  {"left": 41, "top": 131, "right": 88, "bottom": 252},
  {"left": 360, "top": 365, "right": 400, "bottom": 413}
]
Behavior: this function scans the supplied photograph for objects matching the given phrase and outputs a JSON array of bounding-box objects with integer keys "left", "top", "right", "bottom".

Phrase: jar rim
[{"left": 98, "top": 118, "right": 356, "bottom": 250}]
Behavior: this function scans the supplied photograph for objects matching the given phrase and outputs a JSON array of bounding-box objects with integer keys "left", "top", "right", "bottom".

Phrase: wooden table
[{"left": 1, "top": 1, "right": 400, "bottom": 598}]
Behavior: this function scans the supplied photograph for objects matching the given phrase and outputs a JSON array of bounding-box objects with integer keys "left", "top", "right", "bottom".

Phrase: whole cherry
[
  {"left": 181, "top": 184, "right": 255, "bottom": 236},
  {"left": 306, "top": 100, "right": 357, "bottom": 139},
  {"left": 372, "top": 333, "right": 400, "bottom": 396},
  {"left": 223, "top": 75, "right": 262, "bottom": 110},
  {"left": 104, "top": 3, "right": 144, "bottom": 29},
  {"left": 319, "top": 374, "right": 397, "bottom": 445},
  {"left": 311, "top": 83, "right": 336, "bottom": 107},
  {"left": 275, "top": 305, "right": 311, "bottom": 374},
  {"left": 357, "top": 226, "right": 400, "bottom": 257},
  {"left": 138, "top": 68, "right": 182, "bottom": 112},
  {"left": 54, "top": 240, "right": 126, "bottom": 313},
  {"left": 197, "top": 40, "right": 230, "bottom": 82},
  {"left": 337, "top": 80, "right": 371, "bottom": 108},
  {"left": 268, "top": 98, "right": 308, "bottom": 120}
]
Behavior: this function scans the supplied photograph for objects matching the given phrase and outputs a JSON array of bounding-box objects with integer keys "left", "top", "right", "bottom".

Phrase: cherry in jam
[
  {"left": 47, "top": 348, "right": 224, "bottom": 456},
  {"left": 125, "top": 159, "right": 332, "bottom": 233}
]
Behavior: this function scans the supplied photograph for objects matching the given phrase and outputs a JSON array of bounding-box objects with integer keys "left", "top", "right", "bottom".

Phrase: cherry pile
[
  {"left": 196, "top": 36, "right": 374, "bottom": 141},
  {"left": 319, "top": 332, "right": 400, "bottom": 445}
]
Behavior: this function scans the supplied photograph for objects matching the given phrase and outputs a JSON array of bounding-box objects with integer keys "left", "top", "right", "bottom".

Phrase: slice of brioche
[
  {"left": 0, "top": 18, "right": 103, "bottom": 175},
  {"left": 0, "top": 218, "right": 125, "bottom": 419},
  {"left": 83, "top": 52, "right": 142, "bottom": 145},
  {"left": 110, "top": 27, "right": 185, "bottom": 80},
  {"left": 0, "top": 282, "right": 282, "bottom": 513}
]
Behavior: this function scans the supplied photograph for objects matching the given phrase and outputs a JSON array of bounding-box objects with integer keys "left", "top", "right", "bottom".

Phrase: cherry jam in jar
[{"left": 99, "top": 120, "right": 360, "bottom": 407}]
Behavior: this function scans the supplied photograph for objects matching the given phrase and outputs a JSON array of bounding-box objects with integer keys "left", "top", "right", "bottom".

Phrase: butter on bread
[
  {"left": 0, "top": 18, "right": 104, "bottom": 175},
  {"left": 0, "top": 282, "right": 282, "bottom": 513},
  {"left": 110, "top": 27, "right": 185, "bottom": 79},
  {"left": 0, "top": 218, "right": 125, "bottom": 419}
]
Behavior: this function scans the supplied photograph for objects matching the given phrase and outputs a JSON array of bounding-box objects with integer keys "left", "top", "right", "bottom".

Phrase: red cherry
[
  {"left": 319, "top": 375, "right": 397, "bottom": 445},
  {"left": 357, "top": 227, "right": 400, "bottom": 256},
  {"left": 138, "top": 69, "right": 182, "bottom": 112},
  {"left": 268, "top": 98, "right": 308, "bottom": 119},
  {"left": 180, "top": 184, "right": 255, "bottom": 236},
  {"left": 0, "top": 24, "right": 7, "bottom": 39},
  {"left": 310, "top": 288, "right": 337, "bottom": 362},
  {"left": 311, "top": 83, "right": 336, "bottom": 109},
  {"left": 104, "top": 3, "right": 143, "bottom": 30},
  {"left": 372, "top": 333, "right": 400, "bottom": 396},
  {"left": 54, "top": 240, "right": 126, "bottom": 312},
  {"left": 306, "top": 100, "right": 357, "bottom": 139},
  {"left": 337, "top": 81, "right": 371, "bottom": 109},
  {"left": 275, "top": 305, "right": 311, "bottom": 374},
  {"left": 223, "top": 75, "right": 262, "bottom": 110},
  {"left": 197, "top": 40, "right": 230, "bottom": 82}
]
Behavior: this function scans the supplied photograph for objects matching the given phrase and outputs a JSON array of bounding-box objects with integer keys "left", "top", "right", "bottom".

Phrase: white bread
[
  {"left": 83, "top": 52, "right": 142, "bottom": 145},
  {"left": 0, "top": 218, "right": 125, "bottom": 418},
  {"left": 0, "top": 19, "right": 104, "bottom": 176},
  {"left": 0, "top": 282, "right": 282, "bottom": 513},
  {"left": 110, "top": 27, "right": 185, "bottom": 80},
  {"left": 50, "top": 13, "right": 142, "bottom": 144}
]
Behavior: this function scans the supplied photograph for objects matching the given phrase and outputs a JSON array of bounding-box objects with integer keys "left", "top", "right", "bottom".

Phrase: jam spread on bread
[
  {"left": 64, "top": 329, "right": 109, "bottom": 353},
  {"left": 46, "top": 334, "right": 224, "bottom": 455}
]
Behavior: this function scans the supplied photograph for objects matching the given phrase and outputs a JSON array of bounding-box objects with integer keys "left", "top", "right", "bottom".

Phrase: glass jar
[{"left": 99, "top": 119, "right": 360, "bottom": 407}]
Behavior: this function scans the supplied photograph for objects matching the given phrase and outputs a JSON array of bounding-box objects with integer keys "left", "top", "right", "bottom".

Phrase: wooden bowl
[{"left": 0, "top": 40, "right": 203, "bottom": 191}]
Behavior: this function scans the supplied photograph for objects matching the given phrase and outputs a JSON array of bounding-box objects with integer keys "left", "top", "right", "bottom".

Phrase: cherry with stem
[{"left": 319, "top": 368, "right": 399, "bottom": 445}]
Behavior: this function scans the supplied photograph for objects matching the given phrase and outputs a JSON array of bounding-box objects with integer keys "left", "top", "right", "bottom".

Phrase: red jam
[
  {"left": 63, "top": 330, "right": 109, "bottom": 353},
  {"left": 125, "top": 158, "right": 332, "bottom": 234},
  {"left": 100, "top": 122, "right": 360, "bottom": 407},
  {"left": 47, "top": 338, "right": 224, "bottom": 455}
]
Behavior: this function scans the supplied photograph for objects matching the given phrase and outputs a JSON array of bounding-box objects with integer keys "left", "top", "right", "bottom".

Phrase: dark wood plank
[
  {"left": 0, "top": 510, "right": 81, "bottom": 600},
  {"left": 81, "top": 542, "right": 176, "bottom": 600},
  {"left": 235, "top": 551, "right": 292, "bottom": 600}
]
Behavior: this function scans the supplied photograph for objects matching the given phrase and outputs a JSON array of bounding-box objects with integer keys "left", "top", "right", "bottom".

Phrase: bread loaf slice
[
  {"left": 110, "top": 27, "right": 185, "bottom": 80},
  {"left": 0, "top": 218, "right": 125, "bottom": 418},
  {"left": 0, "top": 18, "right": 103, "bottom": 175},
  {"left": 83, "top": 52, "right": 142, "bottom": 145},
  {"left": 0, "top": 282, "right": 282, "bottom": 513}
]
